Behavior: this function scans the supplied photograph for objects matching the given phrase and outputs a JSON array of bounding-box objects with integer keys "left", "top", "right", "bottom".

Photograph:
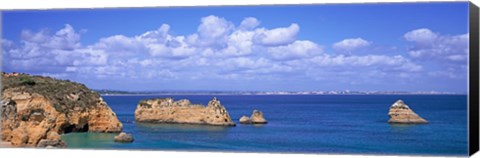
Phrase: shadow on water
[
  {"left": 389, "top": 124, "right": 422, "bottom": 133},
  {"left": 252, "top": 124, "right": 267, "bottom": 128}
]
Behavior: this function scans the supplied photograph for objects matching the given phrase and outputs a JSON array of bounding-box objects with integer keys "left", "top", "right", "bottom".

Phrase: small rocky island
[
  {"left": 114, "top": 132, "right": 134, "bottom": 143},
  {"left": 239, "top": 110, "right": 268, "bottom": 124},
  {"left": 1, "top": 73, "right": 123, "bottom": 147},
  {"left": 134, "top": 97, "right": 235, "bottom": 126},
  {"left": 388, "top": 100, "right": 428, "bottom": 124}
]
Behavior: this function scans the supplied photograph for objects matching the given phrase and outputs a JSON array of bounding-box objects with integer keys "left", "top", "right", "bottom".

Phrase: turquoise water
[{"left": 61, "top": 95, "right": 468, "bottom": 156}]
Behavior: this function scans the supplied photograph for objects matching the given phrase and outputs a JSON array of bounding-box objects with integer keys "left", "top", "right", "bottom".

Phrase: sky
[{"left": 1, "top": 2, "right": 470, "bottom": 92}]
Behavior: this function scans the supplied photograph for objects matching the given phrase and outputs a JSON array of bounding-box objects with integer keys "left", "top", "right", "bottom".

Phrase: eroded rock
[
  {"left": 239, "top": 115, "right": 251, "bottom": 124},
  {"left": 134, "top": 97, "right": 235, "bottom": 126},
  {"left": 250, "top": 110, "right": 267, "bottom": 124},
  {"left": 1, "top": 74, "right": 123, "bottom": 147},
  {"left": 114, "top": 132, "right": 134, "bottom": 143},
  {"left": 239, "top": 110, "right": 267, "bottom": 124},
  {"left": 388, "top": 100, "right": 428, "bottom": 124},
  {"left": 37, "top": 139, "right": 66, "bottom": 148}
]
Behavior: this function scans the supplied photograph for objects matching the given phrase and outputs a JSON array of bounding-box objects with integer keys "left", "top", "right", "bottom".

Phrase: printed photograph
[{"left": 0, "top": 2, "right": 470, "bottom": 156}]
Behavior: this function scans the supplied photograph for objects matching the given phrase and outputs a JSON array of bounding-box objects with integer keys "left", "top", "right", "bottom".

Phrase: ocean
[{"left": 61, "top": 95, "right": 468, "bottom": 156}]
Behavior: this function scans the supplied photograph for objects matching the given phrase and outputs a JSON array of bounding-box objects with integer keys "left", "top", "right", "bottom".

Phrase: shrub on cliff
[
  {"left": 2, "top": 74, "right": 100, "bottom": 113},
  {"left": 1, "top": 73, "right": 123, "bottom": 147},
  {"left": 19, "top": 77, "right": 36, "bottom": 86}
]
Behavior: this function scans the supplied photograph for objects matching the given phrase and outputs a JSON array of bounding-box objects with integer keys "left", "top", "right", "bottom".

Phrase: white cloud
[
  {"left": 309, "top": 54, "right": 422, "bottom": 72},
  {"left": 21, "top": 24, "right": 81, "bottom": 50},
  {"left": 4, "top": 15, "right": 439, "bottom": 86},
  {"left": 267, "top": 40, "right": 322, "bottom": 60},
  {"left": 253, "top": 23, "right": 299, "bottom": 46},
  {"left": 446, "top": 54, "right": 467, "bottom": 61},
  {"left": 198, "top": 15, "right": 233, "bottom": 39},
  {"left": 239, "top": 17, "right": 260, "bottom": 30},
  {"left": 95, "top": 35, "right": 141, "bottom": 52},
  {"left": 146, "top": 36, "right": 196, "bottom": 59},
  {"left": 187, "top": 15, "right": 233, "bottom": 48},
  {"left": 332, "top": 38, "right": 371, "bottom": 53},
  {"left": 218, "top": 30, "right": 256, "bottom": 57},
  {"left": 2, "top": 39, "right": 15, "bottom": 49},
  {"left": 2, "top": 25, "right": 114, "bottom": 80},
  {"left": 404, "top": 28, "right": 438, "bottom": 45},
  {"left": 138, "top": 24, "right": 170, "bottom": 41},
  {"left": 403, "top": 28, "right": 468, "bottom": 80},
  {"left": 405, "top": 28, "right": 468, "bottom": 62},
  {"left": 73, "top": 48, "right": 108, "bottom": 66}
]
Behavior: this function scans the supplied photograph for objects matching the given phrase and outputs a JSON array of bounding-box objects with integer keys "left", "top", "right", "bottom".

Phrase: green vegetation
[
  {"left": 19, "top": 76, "right": 36, "bottom": 86},
  {"left": 138, "top": 100, "right": 152, "bottom": 108},
  {"left": 2, "top": 74, "right": 101, "bottom": 113}
]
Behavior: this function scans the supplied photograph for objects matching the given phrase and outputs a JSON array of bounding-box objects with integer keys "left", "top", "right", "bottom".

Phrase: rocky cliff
[
  {"left": 134, "top": 97, "right": 235, "bottom": 126},
  {"left": 388, "top": 100, "right": 428, "bottom": 124},
  {"left": 1, "top": 74, "right": 123, "bottom": 147}
]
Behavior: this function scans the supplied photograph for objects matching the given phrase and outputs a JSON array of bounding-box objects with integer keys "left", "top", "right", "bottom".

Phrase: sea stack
[
  {"left": 239, "top": 115, "right": 251, "bottom": 124},
  {"left": 388, "top": 100, "right": 428, "bottom": 124},
  {"left": 114, "top": 132, "right": 134, "bottom": 143},
  {"left": 238, "top": 109, "right": 267, "bottom": 124},
  {"left": 1, "top": 73, "right": 123, "bottom": 147},
  {"left": 134, "top": 97, "right": 235, "bottom": 126}
]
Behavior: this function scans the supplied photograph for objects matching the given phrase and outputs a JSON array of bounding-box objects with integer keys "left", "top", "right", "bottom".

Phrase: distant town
[{"left": 95, "top": 89, "right": 463, "bottom": 96}]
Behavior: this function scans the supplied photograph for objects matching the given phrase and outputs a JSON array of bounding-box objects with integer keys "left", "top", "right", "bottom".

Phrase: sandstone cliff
[
  {"left": 1, "top": 74, "right": 123, "bottom": 147},
  {"left": 388, "top": 100, "right": 428, "bottom": 124},
  {"left": 134, "top": 97, "right": 235, "bottom": 126}
]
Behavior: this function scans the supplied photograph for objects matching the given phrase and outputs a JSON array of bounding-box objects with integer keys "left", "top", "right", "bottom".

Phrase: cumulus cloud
[
  {"left": 6, "top": 16, "right": 464, "bottom": 89},
  {"left": 1, "top": 39, "right": 16, "bottom": 56},
  {"left": 239, "top": 17, "right": 260, "bottom": 30},
  {"left": 404, "top": 28, "right": 438, "bottom": 45},
  {"left": 253, "top": 23, "right": 299, "bottom": 46},
  {"left": 93, "top": 35, "right": 147, "bottom": 58},
  {"left": 187, "top": 15, "right": 234, "bottom": 48},
  {"left": 332, "top": 38, "right": 371, "bottom": 53},
  {"left": 309, "top": 54, "right": 422, "bottom": 72},
  {"left": 404, "top": 28, "right": 468, "bottom": 62},
  {"left": 3, "top": 24, "right": 95, "bottom": 74},
  {"left": 267, "top": 40, "right": 322, "bottom": 60},
  {"left": 219, "top": 29, "right": 256, "bottom": 57},
  {"left": 404, "top": 28, "right": 468, "bottom": 79},
  {"left": 20, "top": 24, "right": 81, "bottom": 51}
]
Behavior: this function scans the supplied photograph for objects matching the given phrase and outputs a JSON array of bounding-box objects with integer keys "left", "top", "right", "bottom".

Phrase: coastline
[
  {"left": 100, "top": 93, "right": 468, "bottom": 97},
  {"left": 61, "top": 95, "right": 469, "bottom": 155},
  {"left": 0, "top": 141, "right": 12, "bottom": 148}
]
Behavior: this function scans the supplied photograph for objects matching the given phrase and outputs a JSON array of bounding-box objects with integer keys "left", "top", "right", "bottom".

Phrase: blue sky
[{"left": 1, "top": 2, "right": 470, "bottom": 92}]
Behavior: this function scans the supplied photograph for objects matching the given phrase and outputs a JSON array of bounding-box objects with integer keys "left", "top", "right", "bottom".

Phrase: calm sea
[{"left": 62, "top": 95, "right": 468, "bottom": 156}]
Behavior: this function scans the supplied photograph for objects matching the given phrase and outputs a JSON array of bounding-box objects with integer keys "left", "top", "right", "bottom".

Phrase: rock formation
[
  {"left": 250, "top": 110, "right": 267, "bottom": 124},
  {"left": 238, "top": 110, "right": 267, "bottom": 124},
  {"left": 134, "top": 97, "right": 235, "bottom": 126},
  {"left": 37, "top": 132, "right": 66, "bottom": 148},
  {"left": 114, "top": 132, "right": 134, "bottom": 143},
  {"left": 239, "top": 115, "right": 251, "bottom": 124},
  {"left": 1, "top": 74, "right": 123, "bottom": 147},
  {"left": 388, "top": 100, "right": 428, "bottom": 124}
]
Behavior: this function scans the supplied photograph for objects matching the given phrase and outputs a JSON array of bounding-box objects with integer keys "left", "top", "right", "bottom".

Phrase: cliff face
[
  {"left": 388, "top": 100, "right": 428, "bottom": 124},
  {"left": 1, "top": 74, "right": 123, "bottom": 147},
  {"left": 134, "top": 97, "right": 235, "bottom": 126}
]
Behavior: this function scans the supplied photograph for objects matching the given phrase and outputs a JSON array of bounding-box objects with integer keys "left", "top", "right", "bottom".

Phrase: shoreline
[
  {"left": 0, "top": 141, "right": 12, "bottom": 148},
  {"left": 100, "top": 93, "right": 467, "bottom": 97}
]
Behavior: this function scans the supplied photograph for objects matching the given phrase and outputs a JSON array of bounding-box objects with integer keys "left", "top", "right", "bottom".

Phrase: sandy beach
[{"left": 0, "top": 141, "right": 12, "bottom": 148}]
